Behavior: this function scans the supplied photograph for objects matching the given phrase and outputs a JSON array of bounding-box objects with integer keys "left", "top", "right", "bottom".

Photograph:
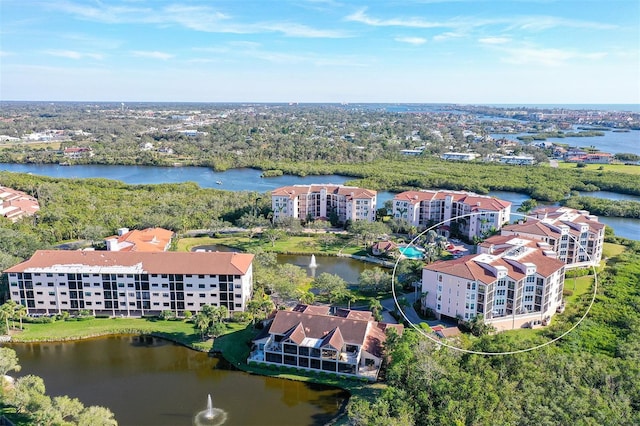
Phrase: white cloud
[
  {"left": 261, "top": 23, "right": 349, "bottom": 38},
  {"left": 43, "top": 49, "right": 104, "bottom": 60},
  {"left": 433, "top": 32, "right": 464, "bottom": 41},
  {"left": 346, "top": 8, "right": 618, "bottom": 33},
  {"left": 345, "top": 8, "right": 446, "bottom": 28},
  {"left": 509, "top": 16, "right": 617, "bottom": 31},
  {"left": 394, "top": 37, "right": 427, "bottom": 45},
  {"left": 50, "top": 1, "right": 348, "bottom": 38},
  {"left": 130, "top": 51, "right": 174, "bottom": 60},
  {"left": 478, "top": 37, "right": 510, "bottom": 45}
]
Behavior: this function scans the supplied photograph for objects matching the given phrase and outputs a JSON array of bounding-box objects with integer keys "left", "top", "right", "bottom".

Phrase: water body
[
  {"left": 8, "top": 335, "right": 348, "bottom": 426},
  {"left": 193, "top": 245, "right": 380, "bottom": 284},
  {"left": 1, "top": 163, "right": 636, "bottom": 240},
  {"left": 278, "top": 254, "right": 380, "bottom": 284},
  {"left": 486, "top": 191, "right": 639, "bottom": 241},
  {"left": 0, "top": 163, "right": 350, "bottom": 192},
  {"left": 491, "top": 129, "right": 640, "bottom": 155}
]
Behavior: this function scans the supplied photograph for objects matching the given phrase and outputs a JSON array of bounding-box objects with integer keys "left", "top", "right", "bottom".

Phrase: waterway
[
  {"left": 490, "top": 128, "right": 640, "bottom": 155},
  {"left": 1, "top": 163, "right": 637, "bottom": 240},
  {"left": 8, "top": 335, "right": 348, "bottom": 426}
]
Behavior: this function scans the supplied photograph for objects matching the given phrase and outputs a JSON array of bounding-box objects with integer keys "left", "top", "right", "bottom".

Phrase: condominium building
[
  {"left": 0, "top": 186, "right": 40, "bottom": 222},
  {"left": 105, "top": 227, "right": 174, "bottom": 252},
  {"left": 422, "top": 237, "right": 565, "bottom": 331},
  {"left": 249, "top": 304, "right": 402, "bottom": 381},
  {"left": 4, "top": 250, "right": 254, "bottom": 317},
  {"left": 393, "top": 190, "right": 511, "bottom": 240},
  {"left": 271, "top": 184, "right": 377, "bottom": 223},
  {"left": 501, "top": 206, "right": 605, "bottom": 268}
]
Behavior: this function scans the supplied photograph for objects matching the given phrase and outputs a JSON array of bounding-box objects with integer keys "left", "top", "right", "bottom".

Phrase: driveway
[{"left": 380, "top": 292, "right": 424, "bottom": 325}]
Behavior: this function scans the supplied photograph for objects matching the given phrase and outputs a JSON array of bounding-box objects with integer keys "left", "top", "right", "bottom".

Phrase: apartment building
[
  {"left": 501, "top": 206, "right": 605, "bottom": 268},
  {"left": 105, "top": 227, "right": 174, "bottom": 252},
  {"left": 271, "top": 184, "right": 377, "bottom": 223},
  {"left": 4, "top": 250, "right": 254, "bottom": 317},
  {"left": 249, "top": 304, "right": 402, "bottom": 381},
  {"left": 422, "top": 237, "right": 565, "bottom": 331},
  {"left": 393, "top": 190, "right": 511, "bottom": 240},
  {"left": 0, "top": 186, "right": 40, "bottom": 222}
]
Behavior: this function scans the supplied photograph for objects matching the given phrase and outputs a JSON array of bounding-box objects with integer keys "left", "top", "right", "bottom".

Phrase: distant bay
[{"left": 491, "top": 128, "right": 640, "bottom": 155}]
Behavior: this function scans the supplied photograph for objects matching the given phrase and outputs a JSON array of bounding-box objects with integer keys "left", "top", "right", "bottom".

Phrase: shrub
[{"left": 563, "top": 289, "right": 574, "bottom": 296}]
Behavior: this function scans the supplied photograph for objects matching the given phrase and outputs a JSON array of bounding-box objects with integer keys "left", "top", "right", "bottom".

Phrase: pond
[
  {"left": 192, "top": 245, "right": 382, "bottom": 284},
  {"left": 8, "top": 335, "right": 349, "bottom": 426}
]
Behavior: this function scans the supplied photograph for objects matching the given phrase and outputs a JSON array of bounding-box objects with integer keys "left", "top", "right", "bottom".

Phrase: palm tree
[
  {"left": 0, "top": 306, "right": 10, "bottom": 335},
  {"left": 1, "top": 301, "right": 18, "bottom": 333},
  {"left": 194, "top": 313, "right": 211, "bottom": 340},
  {"left": 368, "top": 298, "right": 383, "bottom": 321},
  {"left": 15, "top": 304, "right": 27, "bottom": 330}
]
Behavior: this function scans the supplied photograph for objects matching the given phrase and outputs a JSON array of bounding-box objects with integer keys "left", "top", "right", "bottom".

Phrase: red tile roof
[
  {"left": 271, "top": 184, "right": 376, "bottom": 200},
  {"left": 4, "top": 250, "right": 254, "bottom": 275},
  {"left": 394, "top": 190, "right": 511, "bottom": 211},
  {"left": 105, "top": 227, "right": 174, "bottom": 252},
  {"left": 267, "top": 306, "right": 401, "bottom": 357},
  {"left": 425, "top": 243, "right": 564, "bottom": 284}
]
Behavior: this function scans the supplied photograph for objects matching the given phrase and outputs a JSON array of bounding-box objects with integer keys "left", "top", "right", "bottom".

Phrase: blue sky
[{"left": 1, "top": 0, "right": 638, "bottom": 103}]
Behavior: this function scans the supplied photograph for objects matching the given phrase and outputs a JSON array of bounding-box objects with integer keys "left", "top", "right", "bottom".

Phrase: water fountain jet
[
  {"left": 309, "top": 255, "right": 317, "bottom": 268},
  {"left": 194, "top": 394, "right": 227, "bottom": 426}
]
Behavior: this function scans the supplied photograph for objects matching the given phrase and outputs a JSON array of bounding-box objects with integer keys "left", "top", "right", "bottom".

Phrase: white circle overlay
[{"left": 390, "top": 211, "right": 599, "bottom": 356}]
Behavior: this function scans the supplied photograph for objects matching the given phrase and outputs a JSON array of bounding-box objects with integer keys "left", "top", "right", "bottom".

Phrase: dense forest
[{"left": 348, "top": 239, "right": 640, "bottom": 425}]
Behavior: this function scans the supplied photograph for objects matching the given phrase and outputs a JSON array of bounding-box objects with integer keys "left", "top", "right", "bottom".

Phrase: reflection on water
[{"left": 9, "top": 335, "right": 348, "bottom": 426}]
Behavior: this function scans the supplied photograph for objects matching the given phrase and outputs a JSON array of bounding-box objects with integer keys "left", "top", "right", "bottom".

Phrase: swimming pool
[{"left": 398, "top": 245, "right": 425, "bottom": 259}]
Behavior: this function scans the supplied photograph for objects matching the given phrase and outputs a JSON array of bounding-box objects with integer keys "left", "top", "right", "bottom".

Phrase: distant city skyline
[{"left": 1, "top": 0, "right": 638, "bottom": 104}]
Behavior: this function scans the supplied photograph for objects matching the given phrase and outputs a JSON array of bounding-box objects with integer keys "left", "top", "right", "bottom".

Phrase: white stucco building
[
  {"left": 271, "top": 184, "right": 377, "bottom": 223},
  {"left": 5, "top": 250, "right": 254, "bottom": 317},
  {"left": 393, "top": 190, "right": 511, "bottom": 240},
  {"left": 501, "top": 206, "right": 605, "bottom": 268},
  {"left": 422, "top": 237, "right": 566, "bottom": 331}
]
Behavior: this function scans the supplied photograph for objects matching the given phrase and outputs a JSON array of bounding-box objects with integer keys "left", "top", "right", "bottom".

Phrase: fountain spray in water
[
  {"left": 206, "top": 395, "right": 213, "bottom": 419},
  {"left": 309, "top": 255, "right": 317, "bottom": 268},
  {"left": 194, "top": 394, "right": 228, "bottom": 426}
]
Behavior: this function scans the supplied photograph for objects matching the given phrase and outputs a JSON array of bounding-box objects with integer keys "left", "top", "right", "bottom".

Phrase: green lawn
[
  {"left": 556, "top": 162, "right": 640, "bottom": 175},
  {"left": 602, "top": 242, "right": 626, "bottom": 259},
  {"left": 177, "top": 234, "right": 365, "bottom": 256},
  {"left": 565, "top": 275, "right": 594, "bottom": 305},
  {"left": 9, "top": 317, "right": 216, "bottom": 351}
]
